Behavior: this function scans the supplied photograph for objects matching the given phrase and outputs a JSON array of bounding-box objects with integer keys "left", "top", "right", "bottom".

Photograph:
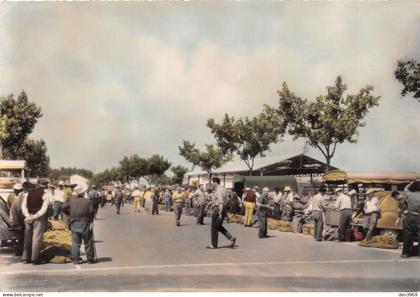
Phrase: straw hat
[{"left": 283, "top": 186, "right": 292, "bottom": 192}]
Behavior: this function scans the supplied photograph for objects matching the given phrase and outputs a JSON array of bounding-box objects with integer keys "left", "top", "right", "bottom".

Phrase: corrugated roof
[{"left": 185, "top": 152, "right": 304, "bottom": 176}]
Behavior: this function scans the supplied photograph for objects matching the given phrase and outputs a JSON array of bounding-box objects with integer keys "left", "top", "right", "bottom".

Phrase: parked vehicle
[{"left": 322, "top": 170, "right": 420, "bottom": 239}]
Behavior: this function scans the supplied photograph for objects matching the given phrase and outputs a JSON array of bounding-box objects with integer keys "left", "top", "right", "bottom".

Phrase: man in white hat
[
  {"left": 363, "top": 189, "right": 381, "bottom": 241},
  {"left": 62, "top": 184, "right": 96, "bottom": 264},
  {"left": 280, "top": 185, "right": 295, "bottom": 221},
  {"left": 334, "top": 188, "right": 352, "bottom": 241},
  {"left": 9, "top": 183, "right": 25, "bottom": 256},
  {"left": 52, "top": 181, "right": 65, "bottom": 220}
]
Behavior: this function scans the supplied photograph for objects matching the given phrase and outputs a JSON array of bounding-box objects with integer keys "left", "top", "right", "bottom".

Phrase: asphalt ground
[{"left": 1, "top": 204, "right": 419, "bottom": 292}]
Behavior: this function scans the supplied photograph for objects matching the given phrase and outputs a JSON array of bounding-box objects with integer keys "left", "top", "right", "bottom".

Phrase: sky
[{"left": 0, "top": 1, "right": 419, "bottom": 173}]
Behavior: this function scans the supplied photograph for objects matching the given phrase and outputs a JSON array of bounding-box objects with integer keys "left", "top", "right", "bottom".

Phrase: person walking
[
  {"left": 334, "top": 188, "right": 352, "bottom": 242},
  {"left": 312, "top": 184, "right": 327, "bottom": 241},
  {"left": 172, "top": 187, "right": 184, "bottom": 226},
  {"left": 132, "top": 187, "right": 142, "bottom": 213},
  {"left": 243, "top": 187, "right": 256, "bottom": 227},
  {"left": 62, "top": 184, "right": 96, "bottom": 264},
  {"left": 363, "top": 189, "right": 381, "bottom": 241},
  {"left": 143, "top": 187, "right": 154, "bottom": 215},
  {"left": 207, "top": 177, "right": 236, "bottom": 249},
  {"left": 163, "top": 189, "right": 172, "bottom": 212},
  {"left": 191, "top": 185, "right": 206, "bottom": 225},
  {"left": 401, "top": 180, "right": 420, "bottom": 258},
  {"left": 257, "top": 187, "right": 271, "bottom": 238},
  {"left": 21, "top": 180, "right": 49, "bottom": 265},
  {"left": 114, "top": 186, "right": 123, "bottom": 215},
  {"left": 184, "top": 189, "right": 191, "bottom": 216},
  {"left": 152, "top": 187, "right": 159, "bottom": 215},
  {"left": 9, "top": 183, "right": 26, "bottom": 256}
]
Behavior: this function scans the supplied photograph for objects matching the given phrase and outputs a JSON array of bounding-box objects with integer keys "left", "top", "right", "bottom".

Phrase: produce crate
[{"left": 302, "top": 223, "right": 314, "bottom": 236}]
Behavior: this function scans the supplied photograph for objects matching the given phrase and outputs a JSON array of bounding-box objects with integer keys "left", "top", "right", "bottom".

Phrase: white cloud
[{"left": 0, "top": 2, "right": 419, "bottom": 173}]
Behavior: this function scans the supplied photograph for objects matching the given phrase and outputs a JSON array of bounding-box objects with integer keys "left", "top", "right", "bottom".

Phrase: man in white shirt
[
  {"left": 363, "top": 189, "right": 381, "bottom": 241},
  {"left": 280, "top": 186, "right": 295, "bottom": 221},
  {"left": 334, "top": 188, "right": 352, "bottom": 242},
  {"left": 312, "top": 185, "right": 327, "bottom": 241},
  {"left": 22, "top": 180, "right": 49, "bottom": 265},
  {"left": 53, "top": 181, "right": 65, "bottom": 220}
]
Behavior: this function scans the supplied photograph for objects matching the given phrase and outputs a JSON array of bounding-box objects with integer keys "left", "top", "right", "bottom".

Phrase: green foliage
[
  {"left": 268, "top": 76, "right": 380, "bottom": 170},
  {"left": 49, "top": 167, "right": 93, "bottom": 182},
  {"left": 20, "top": 139, "right": 50, "bottom": 177},
  {"left": 119, "top": 154, "right": 149, "bottom": 182},
  {"left": 171, "top": 165, "right": 188, "bottom": 184},
  {"left": 147, "top": 154, "right": 172, "bottom": 177},
  {"left": 395, "top": 59, "right": 420, "bottom": 100},
  {"left": 179, "top": 140, "right": 231, "bottom": 177},
  {"left": 207, "top": 112, "right": 285, "bottom": 175},
  {"left": 0, "top": 91, "right": 43, "bottom": 158},
  {"left": 0, "top": 90, "right": 49, "bottom": 176}
]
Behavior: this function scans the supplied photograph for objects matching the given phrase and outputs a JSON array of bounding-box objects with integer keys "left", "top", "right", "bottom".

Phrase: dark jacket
[
  {"left": 62, "top": 197, "right": 95, "bottom": 226},
  {"left": 10, "top": 192, "right": 25, "bottom": 227}
]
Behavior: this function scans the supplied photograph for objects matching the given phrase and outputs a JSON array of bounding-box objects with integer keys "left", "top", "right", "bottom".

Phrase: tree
[
  {"left": 19, "top": 139, "right": 50, "bottom": 177},
  {"left": 179, "top": 140, "right": 231, "bottom": 180},
  {"left": 145, "top": 154, "right": 171, "bottom": 183},
  {"left": 0, "top": 91, "right": 42, "bottom": 158},
  {"left": 49, "top": 167, "right": 93, "bottom": 181},
  {"left": 130, "top": 154, "right": 149, "bottom": 184},
  {"left": 171, "top": 165, "right": 188, "bottom": 184},
  {"left": 207, "top": 112, "right": 286, "bottom": 176},
  {"left": 395, "top": 59, "right": 420, "bottom": 101},
  {"left": 268, "top": 76, "right": 380, "bottom": 171}
]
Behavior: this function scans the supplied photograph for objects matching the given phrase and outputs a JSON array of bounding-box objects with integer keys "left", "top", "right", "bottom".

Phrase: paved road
[{"left": 1, "top": 204, "right": 419, "bottom": 292}]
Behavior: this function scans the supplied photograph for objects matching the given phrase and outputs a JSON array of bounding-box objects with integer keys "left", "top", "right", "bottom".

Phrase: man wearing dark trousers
[
  {"left": 312, "top": 184, "right": 327, "bottom": 241},
  {"left": 192, "top": 185, "right": 206, "bottom": 225},
  {"left": 62, "top": 184, "right": 96, "bottom": 264},
  {"left": 257, "top": 187, "right": 270, "bottom": 238},
  {"left": 114, "top": 186, "right": 123, "bottom": 215},
  {"left": 207, "top": 177, "right": 236, "bottom": 249},
  {"left": 9, "top": 183, "right": 26, "bottom": 256},
  {"left": 334, "top": 188, "right": 353, "bottom": 241},
  {"left": 401, "top": 180, "right": 420, "bottom": 258}
]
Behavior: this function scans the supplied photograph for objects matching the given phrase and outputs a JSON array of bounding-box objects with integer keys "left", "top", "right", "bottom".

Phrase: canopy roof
[
  {"left": 0, "top": 160, "right": 27, "bottom": 170},
  {"left": 185, "top": 153, "right": 337, "bottom": 177},
  {"left": 323, "top": 170, "right": 420, "bottom": 184}
]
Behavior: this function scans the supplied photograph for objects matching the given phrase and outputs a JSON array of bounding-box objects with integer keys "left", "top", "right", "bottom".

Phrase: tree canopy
[
  {"left": 49, "top": 167, "right": 93, "bottom": 182},
  {"left": 0, "top": 90, "right": 49, "bottom": 176},
  {"left": 266, "top": 76, "right": 380, "bottom": 171},
  {"left": 395, "top": 59, "right": 420, "bottom": 101},
  {"left": 207, "top": 112, "right": 285, "bottom": 175},
  {"left": 179, "top": 140, "right": 231, "bottom": 179},
  {"left": 171, "top": 165, "right": 189, "bottom": 184}
]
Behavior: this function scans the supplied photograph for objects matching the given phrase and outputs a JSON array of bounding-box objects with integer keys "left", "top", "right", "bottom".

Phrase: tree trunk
[{"left": 325, "top": 155, "right": 331, "bottom": 173}]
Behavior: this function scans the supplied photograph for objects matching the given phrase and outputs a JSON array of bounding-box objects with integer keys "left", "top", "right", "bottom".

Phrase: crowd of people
[{"left": 2, "top": 177, "right": 419, "bottom": 265}]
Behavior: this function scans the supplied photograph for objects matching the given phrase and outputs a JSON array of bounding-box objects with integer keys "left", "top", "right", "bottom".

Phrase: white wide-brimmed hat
[{"left": 74, "top": 184, "right": 88, "bottom": 196}]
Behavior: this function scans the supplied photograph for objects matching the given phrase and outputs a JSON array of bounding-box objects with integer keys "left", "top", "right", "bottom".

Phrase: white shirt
[
  {"left": 311, "top": 193, "right": 326, "bottom": 212},
  {"left": 281, "top": 191, "right": 295, "bottom": 204},
  {"left": 364, "top": 196, "right": 380, "bottom": 214},
  {"left": 132, "top": 190, "right": 141, "bottom": 197},
  {"left": 53, "top": 188, "right": 65, "bottom": 203},
  {"left": 334, "top": 193, "right": 352, "bottom": 210}
]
